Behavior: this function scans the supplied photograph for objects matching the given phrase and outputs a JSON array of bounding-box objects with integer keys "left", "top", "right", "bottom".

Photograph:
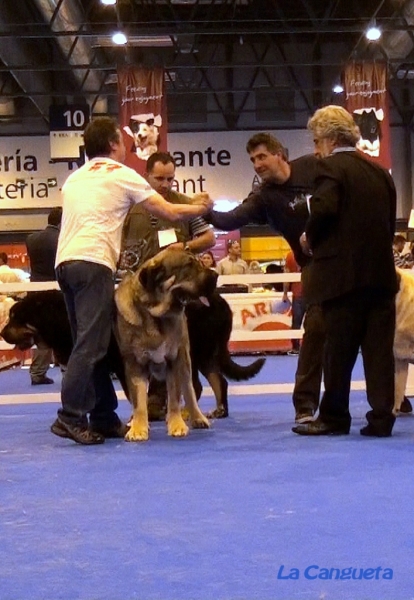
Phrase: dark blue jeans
[{"left": 56, "top": 260, "right": 118, "bottom": 427}]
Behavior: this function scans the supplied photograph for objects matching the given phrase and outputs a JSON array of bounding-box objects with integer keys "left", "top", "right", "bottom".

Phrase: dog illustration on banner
[
  {"left": 353, "top": 107, "right": 384, "bottom": 158},
  {"left": 123, "top": 113, "right": 162, "bottom": 161}
]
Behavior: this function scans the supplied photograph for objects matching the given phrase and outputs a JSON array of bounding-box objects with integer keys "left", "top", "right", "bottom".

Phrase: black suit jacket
[
  {"left": 304, "top": 150, "right": 398, "bottom": 304},
  {"left": 26, "top": 225, "right": 60, "bottom": 281}
]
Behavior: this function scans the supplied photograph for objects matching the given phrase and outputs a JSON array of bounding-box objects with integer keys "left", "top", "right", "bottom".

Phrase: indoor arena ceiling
[{"left": 1, "top": 0, "right": 414, "bottom": 134}]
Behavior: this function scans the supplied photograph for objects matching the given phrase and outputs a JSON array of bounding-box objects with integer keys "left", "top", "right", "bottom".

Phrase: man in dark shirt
[
  {"left": 205, "top": 132, "right": 324, "bottom": 423},
  {"left": 26, "top": 206, "right": 62, "bottom": 385}
]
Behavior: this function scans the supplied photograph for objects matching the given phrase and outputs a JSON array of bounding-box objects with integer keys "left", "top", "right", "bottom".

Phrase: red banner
[
  {"left": 117, "top": 67, "right": 168, "bottom": 176},
  {"left": 343, "top": 62, "right": 391, "bottom": 169}
]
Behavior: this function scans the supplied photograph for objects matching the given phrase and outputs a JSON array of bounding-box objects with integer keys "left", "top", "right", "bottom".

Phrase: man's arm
[
  {"left": 187, "top": 228, "right": 216, "bottom": 253},
  {"left": 205, "top": 192, "right": 266, "bottom": 231},
  {"left": 142, "top": 192, "right": 212, "bottom": 222}
]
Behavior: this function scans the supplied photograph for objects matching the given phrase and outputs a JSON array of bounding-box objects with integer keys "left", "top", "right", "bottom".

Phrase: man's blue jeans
[{"left": 56, "top": 260, "right": 118, "bottom": 427}]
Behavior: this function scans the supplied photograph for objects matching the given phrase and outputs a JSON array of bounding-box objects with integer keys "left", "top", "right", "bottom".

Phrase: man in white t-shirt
[{"left": 51, "top": 116, "right": 212, "bottom": 445}]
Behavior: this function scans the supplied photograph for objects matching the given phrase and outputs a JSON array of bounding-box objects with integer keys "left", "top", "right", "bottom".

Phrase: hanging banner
[
  {"left": 343, "top": 62, "right": 391, "bottom": 169},
  {"left": 117, "top": 67, "right": 168, "bottom": 176}
]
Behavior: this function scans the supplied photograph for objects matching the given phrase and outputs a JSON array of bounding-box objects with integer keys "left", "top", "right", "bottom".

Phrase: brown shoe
[{"left": 51, "top": 418, "right": 105, "bottom": 445}]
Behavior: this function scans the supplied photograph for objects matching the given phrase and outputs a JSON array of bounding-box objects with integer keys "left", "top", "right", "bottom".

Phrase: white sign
[
  {"left": 169, "top": 129, "right": 313, "bottom": 204},
  {"left": 0, "top": 137, "right": 79, "bottom": 209},
  {"left": 0, "top": 130, "right": 313, "bottom": 210}
]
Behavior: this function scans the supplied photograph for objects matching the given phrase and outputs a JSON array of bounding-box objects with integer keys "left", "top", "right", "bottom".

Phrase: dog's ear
[
  {"left": 146, "top": 118, "right": 155, "bottom": 126},
  {"left": 139, "top": 263, "right": 166, "bottom": 292}
]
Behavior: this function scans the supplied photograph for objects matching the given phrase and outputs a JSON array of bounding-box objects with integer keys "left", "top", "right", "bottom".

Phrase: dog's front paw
[
  {"left": 167, "top": 414, "right": 189, "bottom": 437},
  {"left": 191, "top": 413, "right": 210, "bottom": 429},
  {"left": 125, "top": 419, "right": 149, "bottom": 442}
]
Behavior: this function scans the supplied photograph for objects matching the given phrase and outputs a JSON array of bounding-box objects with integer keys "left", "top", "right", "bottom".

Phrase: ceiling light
[
  {"left": 333, "top": 84, "right": 344, "bottom": 94},
  {"left": 95, "top": 35, "right": 172, "bottom": 48},
  {"left": 112, "top": 32, "right": 127, "bottom": 45},
  {"left": 366, "top": 24, "right": 382, "bottom": 41},
  {"left": 101, "top": 0, "right": 116, "bottom": 5}
]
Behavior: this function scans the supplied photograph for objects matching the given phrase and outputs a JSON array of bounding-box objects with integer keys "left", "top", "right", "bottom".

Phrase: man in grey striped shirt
[
  {"left": 121, "top": 151, "right": 216, "bottom": 420},
  {"left": 393, "top": 234, "right": 413, "bottom": 269}
]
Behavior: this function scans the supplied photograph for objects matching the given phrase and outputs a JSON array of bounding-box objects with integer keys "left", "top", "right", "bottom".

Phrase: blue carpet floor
[{"left": 1, "top": 357, "right": 414, "bottom": 600}]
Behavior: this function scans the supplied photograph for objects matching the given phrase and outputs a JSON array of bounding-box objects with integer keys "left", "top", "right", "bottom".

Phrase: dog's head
[
  {"left": 116, "top": 248, "right": 218, "bottom": 323},
  {"left": 129, "top": 119, "right": 159, "bottom": 150},
  {"left": 0, "top": 290, "right": 71, "bottom": 358},
  {"left": 1, "top": 299, "right": 39, "bottom": 349}
]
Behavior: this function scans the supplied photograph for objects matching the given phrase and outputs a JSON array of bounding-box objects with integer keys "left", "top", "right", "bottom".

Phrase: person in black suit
[
  {"left": 293, "top": 105, "right": 398, "bottom": 438},
  {"left": 26, "top": 207, "right": 62, "bottom": 385}
]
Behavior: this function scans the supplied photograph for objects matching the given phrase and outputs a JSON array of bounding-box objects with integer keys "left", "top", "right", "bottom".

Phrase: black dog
[
  {"left": 0, "top": 291, "right": 127, "bottom": 394},
  {"left": 186, "top": 291, "right": 265, "bottom": 418},
  {"left": 1, "top": 289, "right": 265, "bottom": 418}
]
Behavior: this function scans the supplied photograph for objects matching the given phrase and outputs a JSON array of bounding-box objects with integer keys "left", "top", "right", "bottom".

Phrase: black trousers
[
  {"left": 292, "top": 304, "right": 325, "bottom": 414},
  {"left": 319, "top": 287, "right": 396, "bottom": 433}
]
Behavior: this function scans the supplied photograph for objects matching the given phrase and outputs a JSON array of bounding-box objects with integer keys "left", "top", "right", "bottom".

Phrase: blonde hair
[{"left": 307, "top": 105, "right": 360, "bottom": 147}]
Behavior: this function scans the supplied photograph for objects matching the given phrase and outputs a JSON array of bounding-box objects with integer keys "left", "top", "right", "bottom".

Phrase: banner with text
[
  {"left": 0, "top": 130, "right": 313, "bottom": 210},
  {"left": 117, "top": 67, "right": 168, "bottom": 176},
  {"left": 344, "top": 62, "right": 391, "bottom": 169}
]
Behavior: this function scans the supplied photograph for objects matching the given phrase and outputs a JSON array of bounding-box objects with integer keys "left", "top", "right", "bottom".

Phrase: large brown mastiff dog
[
  {"left": 394, "top": 268, "right": 414, "bottom": 414},
  {"left": 114, "top": 248, "right": 216, "bottom": 441}
]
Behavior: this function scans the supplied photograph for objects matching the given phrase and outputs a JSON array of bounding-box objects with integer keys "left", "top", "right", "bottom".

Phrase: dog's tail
[{"left": 220, "top": 353, "right": 266, "bottom": 381}]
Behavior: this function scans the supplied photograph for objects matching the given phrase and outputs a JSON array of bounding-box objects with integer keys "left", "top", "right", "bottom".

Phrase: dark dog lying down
[
  {"left": 0, "top": 290, "right": 127, "bottom": 395},
  {"left": 1, "top": 285, "right": 265, "bottom": 419}
]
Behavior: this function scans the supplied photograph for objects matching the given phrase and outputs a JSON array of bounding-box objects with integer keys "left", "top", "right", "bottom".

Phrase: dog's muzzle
[{"left": 0, "top": 323, "right": 37, "bottom": 349}]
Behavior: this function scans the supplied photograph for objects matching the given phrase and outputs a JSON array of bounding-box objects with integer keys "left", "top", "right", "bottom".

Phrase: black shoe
[
  {"left": 400, "top": 397, "right": 413, "bottom": 414},
  {"left": 50, "top": 418, "right": 105, "bottom": 445},
  {"left": 32, "top": 376, "right": 54, "bottom": 385},
  {"left": 292, "top": 417, "right": 350, "bottom": 436},
  {"left": 360, "top": 424, "right": 392, "bottom": 438},
  {"left": 89, "top": 420, "right": 129, "bottom": 439}
]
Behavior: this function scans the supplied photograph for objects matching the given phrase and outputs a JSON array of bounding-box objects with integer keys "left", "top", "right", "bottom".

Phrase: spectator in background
[
  {"left": 283, "top": 250, "right": 304, "bottom": 356},
  {"left": 0, "top": 252, "right": 25, "bottom": 284},
  {"left": 264, "top": 263, "right": 284, "bottom": 293},
  {"left": 200, "top": 250, "right": 217, "bottom": 270},
  {"left": 26, "top": 207, "right": 62, "bottom": 385},
  {"left": 393, "top": 234, "right": 413, "bottom": 269},
  {"left": 216, "top": 240, "right": 248, "bottom": 275},
  {"left": 248, "top": 260, "right": 262, "bottom": 274}
]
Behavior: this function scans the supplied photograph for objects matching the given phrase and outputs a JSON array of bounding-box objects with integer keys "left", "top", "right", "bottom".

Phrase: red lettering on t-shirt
[{"left": 88, "top": 162, "right": 122, "bottom": 172}]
